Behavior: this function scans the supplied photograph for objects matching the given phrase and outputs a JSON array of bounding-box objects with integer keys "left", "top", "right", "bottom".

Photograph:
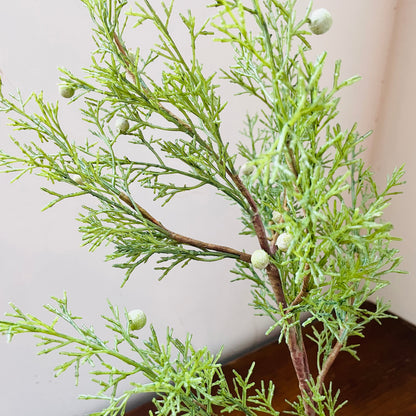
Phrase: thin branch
[
  {"left": 285, "top": 142, "right": 299, "bottom": 179},
  {"left": 119, "top": 192, "right": 251, "bottom": 263},
  {"left": 119, "top": 192, "right": 163, "bottom": 227},
  {"left": 113, "top": 33, "right": 136, "bottom": 83},
  {"left": 229, "top": 173, "right": 271, "bottom": 252},
  {"left": 317, "top": 337, "right": 344, "bottom": 393},
  {"left": 291, "top": 264, "right": 311, "bottom": 307},
  {"left": 113, "top": 32, "right": 199, "bottom": 138},
  {"left": 270, "top": 226, "right": 279, "bottom": 253}
]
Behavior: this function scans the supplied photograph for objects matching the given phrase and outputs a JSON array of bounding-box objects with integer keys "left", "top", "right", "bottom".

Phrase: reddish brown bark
[{"left": 119, "top": 192, "right": 251, "bottom": 263}]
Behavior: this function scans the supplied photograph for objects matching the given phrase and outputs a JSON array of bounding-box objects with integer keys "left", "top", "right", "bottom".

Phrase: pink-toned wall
[
  {"left": 368, "top": 0, "right": 416, "bottom": 322},
  {"left": 0, "top": 1, "right": 411, "bottom": 416}
]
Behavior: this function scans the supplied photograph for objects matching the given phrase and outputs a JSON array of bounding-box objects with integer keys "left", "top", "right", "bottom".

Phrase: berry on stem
[
  {"left": 72, "top": 174, "right": 84, "bottom": 185},
  {"left": 59, "top": 85, "right": 75, "bottom": 99},
  {"left": 240, "top": 163, "right": 255, "bottom": 176},
  {"left": 272, "top": 211, "right": 283, "bottom": 224},
  {"left": 251, "top": 249, "right": 270, "bottom": 269},
  {"left": 115, "top": 117, "right": 130, "bottom": 134},
  {"left": 128, "top": 309, "right": 147, "bottom": 331},
  {"left": 276, "top": 232, "right": 293, "bottom": 252},
  {"left": 309, "top": 9, "right": 333, "bottom": 35}
]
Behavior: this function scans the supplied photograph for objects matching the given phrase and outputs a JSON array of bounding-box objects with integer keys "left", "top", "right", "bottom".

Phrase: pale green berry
[
  {"left": 251, "top": 249, "right": 270, "bottom": 269},
  {"left": 309, "top": 9, "right": 333, "bottom": 35},
  {"left": 72, "top": 174, "right": 84, "bottom": 185},
  {"left": 240, "top": 163, "right": 255, "bottom": 176},
  {"left": 115, "top": 117, "right": 130, "bottom": 134},
  {"left": 272, "top": 211, "right": 283, "bottom": 224},
  {"left": 128, "top": 309, "right": 147, "bottom": 331},
  {"left": 276, "top": 232, "right": 293, "bottom": 252},
  {"left": 59, "top": 85, "right": 75, "bottom": 98}
]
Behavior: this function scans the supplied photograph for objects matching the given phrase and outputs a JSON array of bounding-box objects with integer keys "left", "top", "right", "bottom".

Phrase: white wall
[
  {"left": 368, "top": 0, "right": 416, "bottom": 323},
  {"left": 0, "top": 1, "right": 409, "bottom": 416}
]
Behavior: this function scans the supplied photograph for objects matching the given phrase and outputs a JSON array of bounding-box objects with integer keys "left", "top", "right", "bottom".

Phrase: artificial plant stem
[
  {"left": 230, "top": 173, "right": 271, "bottom": 251},
  {"left": 113, "top": 32, "right": 193, "bottom": 135},
  {"left": 267, "top": 263, "right": 314, "bottom": 416},
  {"left": 119, "top": 192, "right": 251, "bottom": 262},
  {"left": 191, "top": 398, "right": 219, "bottom": 416},
  {"left": 288, "top": 326, "right": 314, "bottom": 416},
  {"left": 317, "top": 338, "right": 343, "bottom": 393},
  {"left": 4, "top": 321, "right": 141, "bottom": 369},
  {"left": 233, "top": 170, "right": 315, "bottom": 414},
  {"left": 291, "top": 265, "right": 311, "bottom": 307},
  {"left": 317, "top": 326, "right": 347, "bottom": 394},
  {"left": 119, "top": 191, "right": 162, "bottom": 227}
]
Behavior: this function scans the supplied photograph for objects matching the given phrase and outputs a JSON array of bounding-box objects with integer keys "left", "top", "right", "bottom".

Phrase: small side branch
[
  {"left": 317, "top": 337, "right": 344, "bottom": 393},
  {"left": 230, "top": 173, "right": 271, "bottom": 252},
  {"left": 291, "top": 265, "right": 311, "bottom": 307},
  {"left": 113, "top": 32, "right": 198, "bottom": 138},
  {"left": 119, "top": 192, "right": 251, "bottom": 263},
  {"left": 119, "top": 192, "right": 163, "bottom": 227},
  {"left": 285, "top": 138, "right": 299, "bottom": 180},
  {"left": 113, "top": 33, "right": 136, "bottom": 83}
]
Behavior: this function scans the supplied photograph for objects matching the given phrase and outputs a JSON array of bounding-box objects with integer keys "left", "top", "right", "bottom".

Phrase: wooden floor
[{"left": 127, "top": 303, "right": 416, "bottom": 415}]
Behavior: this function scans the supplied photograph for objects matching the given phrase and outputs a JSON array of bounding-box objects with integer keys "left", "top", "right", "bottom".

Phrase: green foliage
[
  {"left": 0, "top": 294, "right": 280, "bottom": 416},
  {"left": 287, "top": 380, "right": 347, "bottom": 416},
  {"left": 0, "top": 0, "right": 405, "bottom": 415}
]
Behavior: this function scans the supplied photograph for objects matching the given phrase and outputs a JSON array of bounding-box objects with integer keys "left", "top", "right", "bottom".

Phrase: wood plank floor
[{"left": 127, "top": 303, "right": 416, "bottom": 415}]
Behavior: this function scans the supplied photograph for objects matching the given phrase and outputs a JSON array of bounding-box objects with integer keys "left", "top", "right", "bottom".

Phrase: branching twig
[
  {"left": 119, "top": 192, "right": 251, "bottom": 263},
  {"left": 113, "top": 33, "right": 136, "bottom": 83},
  {"left": 113, "top": 32, "right": 196, "bottom": 136},
  {"left": 286, "top": 139, "right": 299, "bottom": 179}
]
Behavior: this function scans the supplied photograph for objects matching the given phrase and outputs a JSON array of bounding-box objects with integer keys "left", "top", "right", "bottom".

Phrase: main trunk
[{"left": 266, "top": 263, "right": 315, "bottom": 415}]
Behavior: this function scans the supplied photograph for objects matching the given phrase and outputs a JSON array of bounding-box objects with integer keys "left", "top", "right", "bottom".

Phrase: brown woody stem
[
  {"left": 119, "top": 192, "right": 162, "bottom": 227},
  {"left": 119, "top": 192, "right": 251, "bottom": 263},
  {"left": 267, "top": 263, "right": 314, "bottom": 415},
  {"left": 192, "top": 399, "right": 219, "bottom": 416},
  {"left": 317, "top": 326, "right": 347, "bottom": 394},
  {"left": 291, "top": 265, "right": 311, "bottom": 307},
  {"left": 231, "top": 176, "right": 315, "bottom": 415},
  {"left": 230, "top": 173, "right": 270, "bottom": 252},
  {"left": 317, "top": 338, "right": 343, "bottom": 393},
  {"left": 288, "top": 326, "right": 314, "bottom": 415}
]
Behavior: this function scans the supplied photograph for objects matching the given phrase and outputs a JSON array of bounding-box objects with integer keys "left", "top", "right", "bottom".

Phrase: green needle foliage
[
  {"left": 0, "top": 294, "right": 281, "bottom": 416},
  {"left": 0, "top": 1, "right": 404, "bottom": 415}
]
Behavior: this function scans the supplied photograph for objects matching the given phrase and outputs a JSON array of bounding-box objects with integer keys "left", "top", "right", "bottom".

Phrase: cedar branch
[
  {"left": 119, "top": 192, "right": 251, "bottom": 263},
  {"left": 115, "top": 22, "right": 314, "bottom": 415}
]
